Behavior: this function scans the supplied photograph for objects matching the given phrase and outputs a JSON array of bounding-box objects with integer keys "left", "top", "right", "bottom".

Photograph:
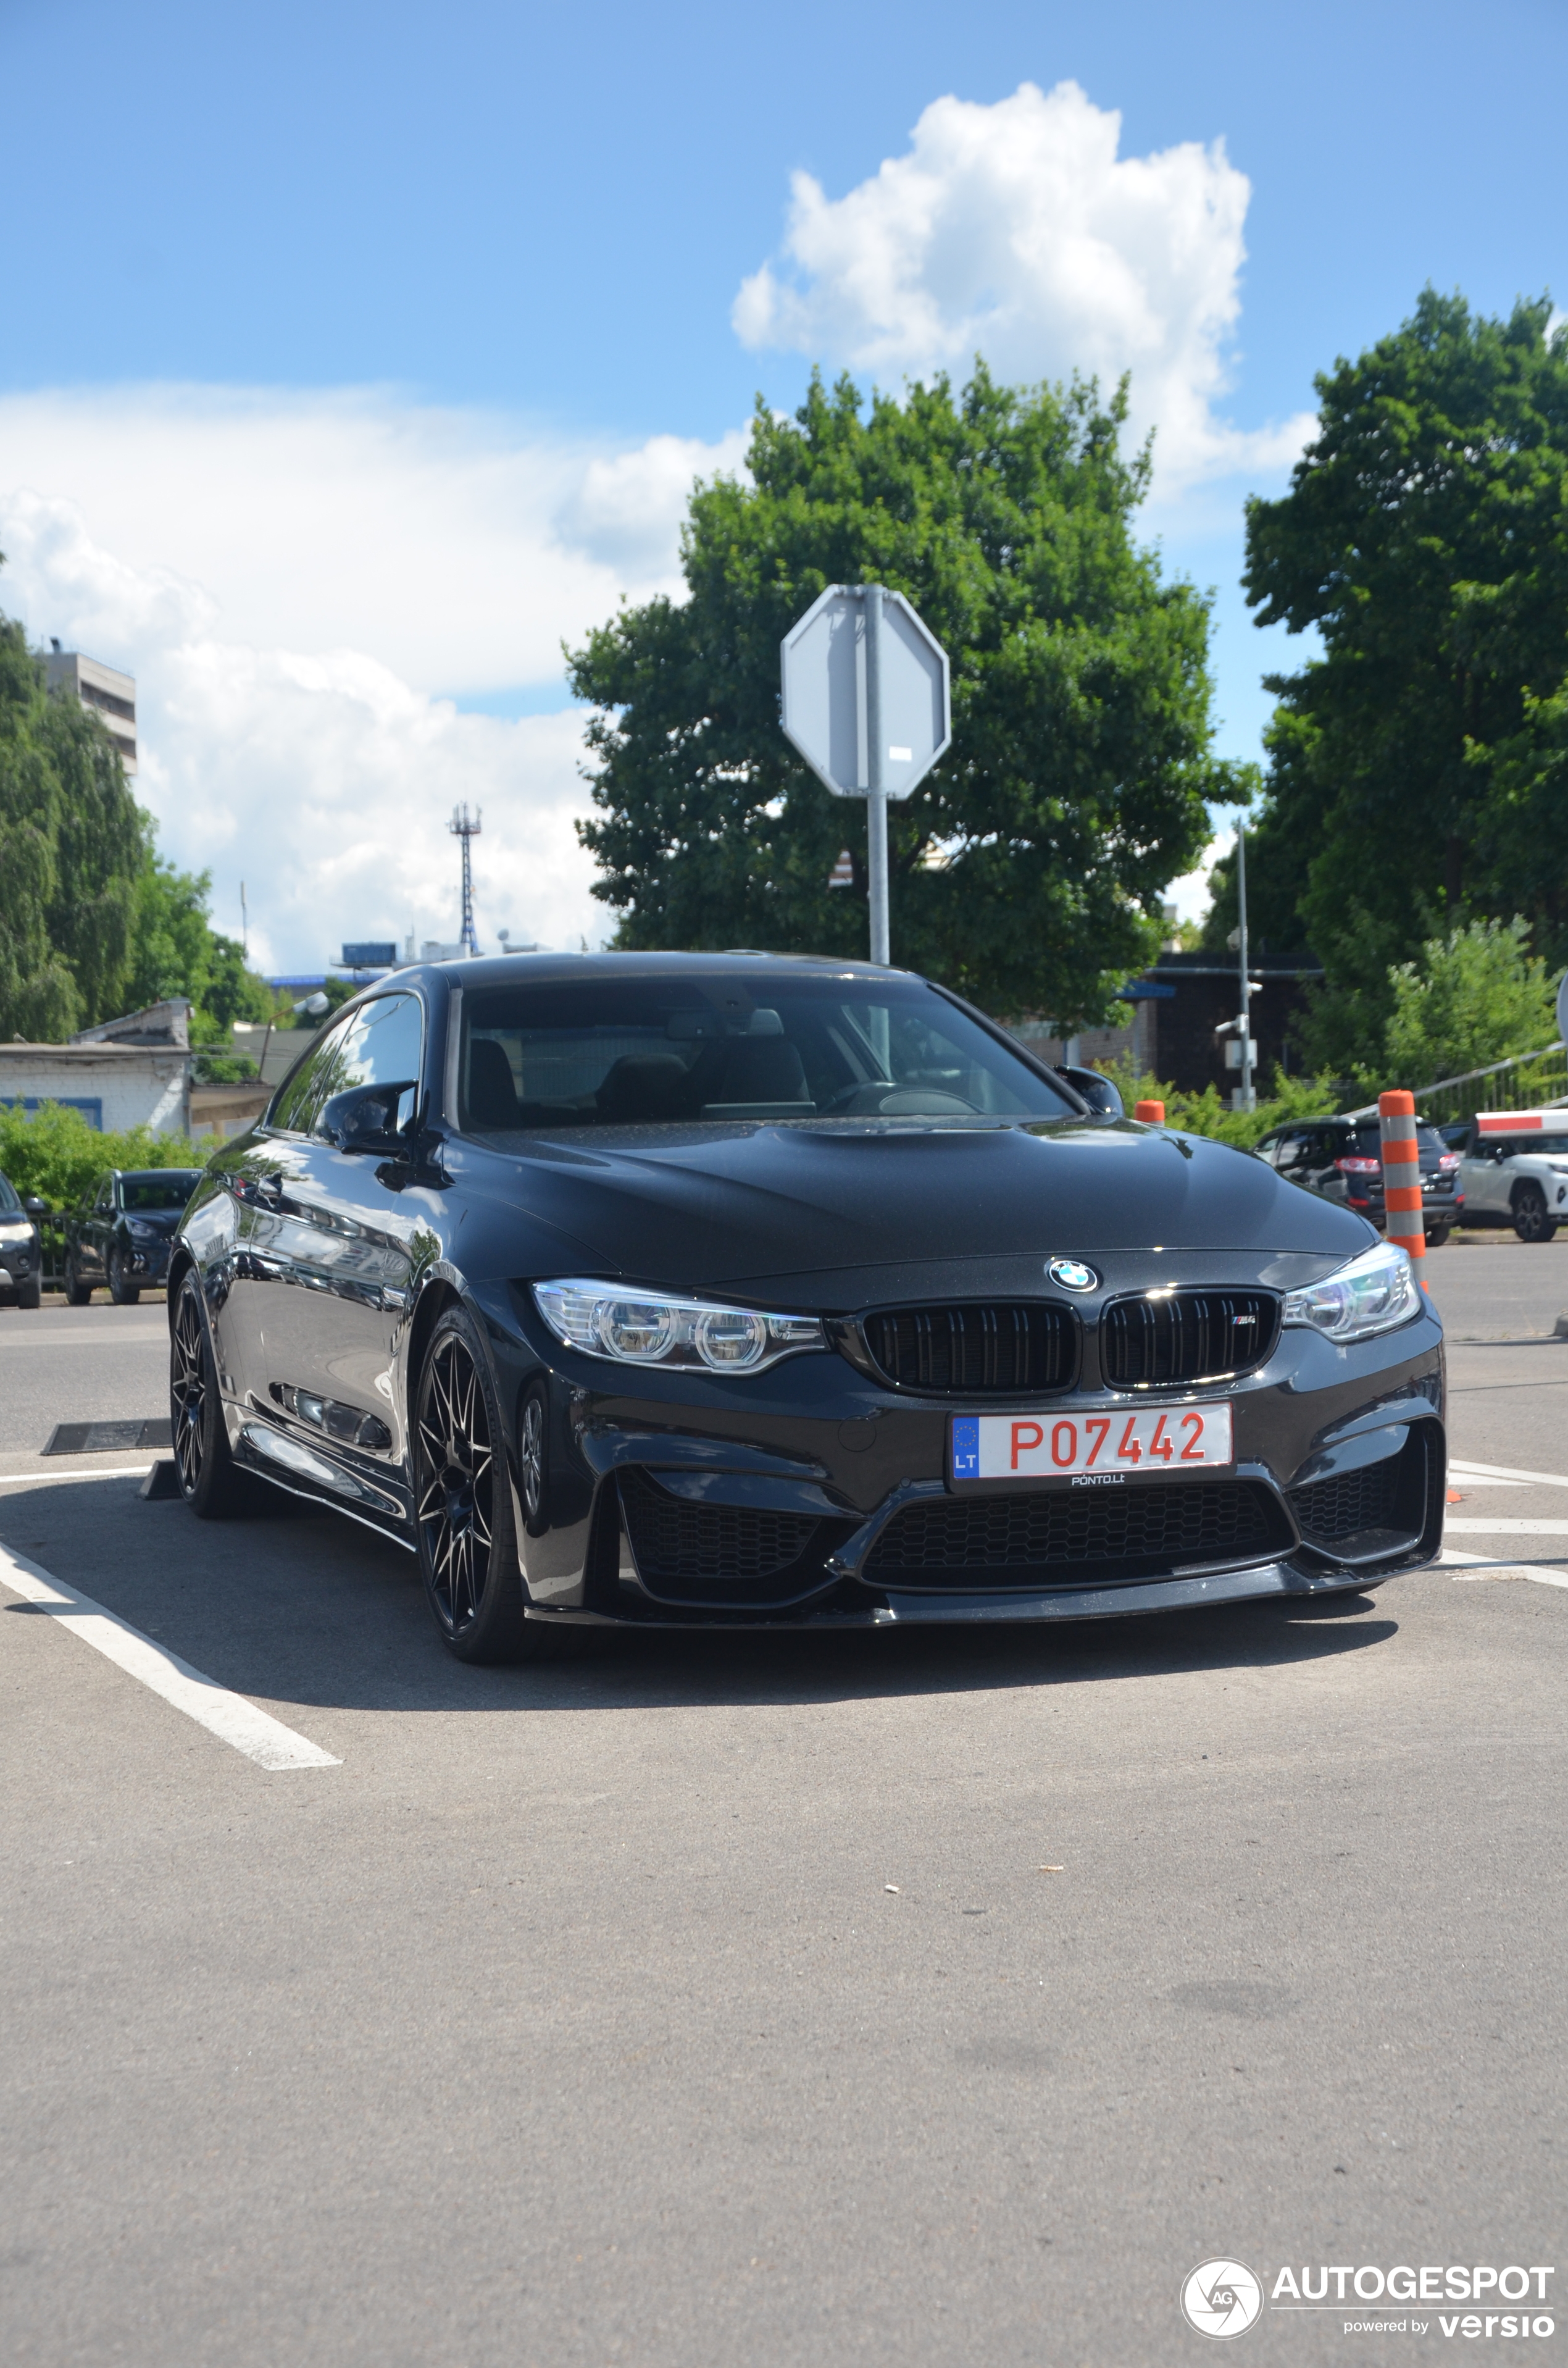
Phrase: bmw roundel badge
[{"left": 1047, "top": 1257, "right": 1098, "bottom": 1292}]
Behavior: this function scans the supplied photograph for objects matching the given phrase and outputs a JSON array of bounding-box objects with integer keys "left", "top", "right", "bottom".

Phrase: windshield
[
  {"left": 457, "top": 974, "right": 1077, "bottom": 1132},
  {"left": 0, "top": 1173, "right": 20, "bottom": 1213},
  {"left": 120, "top": 1173, "right": 202, "bottom": 1212}
]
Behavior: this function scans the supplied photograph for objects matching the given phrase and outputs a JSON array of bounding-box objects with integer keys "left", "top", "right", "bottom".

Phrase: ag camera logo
[{"left": 1181, "top": 2259, "right": 1263, "bottom": 2340}]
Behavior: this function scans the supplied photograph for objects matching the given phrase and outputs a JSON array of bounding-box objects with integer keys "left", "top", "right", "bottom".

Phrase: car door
[
  {"left": 1459, "top": 1128, "right": 1507, "bottom": 1219},
  {"left": 245, "top": 992, "right": 429, "bottom": 1472}
]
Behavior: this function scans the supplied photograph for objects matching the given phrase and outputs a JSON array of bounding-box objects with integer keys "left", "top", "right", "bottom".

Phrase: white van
[{"left": 1456, "top": 1110, "right": 1568, "bottom": 1242}]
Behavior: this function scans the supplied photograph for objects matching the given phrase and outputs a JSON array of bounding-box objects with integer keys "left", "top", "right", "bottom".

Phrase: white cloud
[
  {"left": 735, "top": 80, "right": 1312, "bottom": 488},
  {"left": 0, "top": 399, "right": 749, "bottom": 972}
]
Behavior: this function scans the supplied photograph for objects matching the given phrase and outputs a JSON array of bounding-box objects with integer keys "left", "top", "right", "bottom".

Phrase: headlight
[
  {"left": 533, "top": 1279, "right": 824, "bottom": 1374},
  {"left": 1282, "top": 1240, "right": 1422, "bottom": 1344},
  {"left": 0, "top": 1220, "right": 32, "bottom": 1242},
  {"left": 127, "top": 1220, "right": 164, "bottom": 1240}
]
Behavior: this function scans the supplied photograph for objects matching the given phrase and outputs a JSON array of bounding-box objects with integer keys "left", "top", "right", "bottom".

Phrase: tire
[
  {"left": 107, "top": 1248, "right": 141, "bottom": 1305},
  {"left": 1425, "top": 1225, "right": 1452, "bottom": 1249},
  {"left": 17, "top": 1272, "right": 40, "bottom": 1309},
  {"left": 169, "top": 1272, "right": 254, "bottom": 1518},
  {"left": 413, "top": 1302, "right": 534, "bottom": 1663},
  {"left": 1512, "top": 1185, "right": 1557, "bottom": 1245},
  {"left": 64, "top": 1256, "right": 92, "bottom": 1307}
]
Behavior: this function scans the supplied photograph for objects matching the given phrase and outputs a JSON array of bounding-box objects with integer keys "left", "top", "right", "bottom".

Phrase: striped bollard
[{"left": 1378, "top": 1090, "right": 1427, "bottom": 1285}]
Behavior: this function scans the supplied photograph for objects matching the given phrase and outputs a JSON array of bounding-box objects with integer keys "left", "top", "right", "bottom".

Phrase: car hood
[
  {"left": 123, "top": 1210, "right": 182, "bottom": 1231},
  {"left": 470, "top": 1118, "right": 1372, "bottom": 1297}
]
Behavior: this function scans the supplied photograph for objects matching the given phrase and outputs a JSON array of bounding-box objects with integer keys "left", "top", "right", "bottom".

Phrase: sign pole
[{"left": 864, "top": 584, "right": 890, "bottom": 966}]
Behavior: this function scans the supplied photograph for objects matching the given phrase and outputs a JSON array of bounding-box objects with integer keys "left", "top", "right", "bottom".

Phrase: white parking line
[
  {"left": 1445, "top": 1518, "right": 1568, "bottom": 1534},
  {"left": 0, "top": 1465, "right": 155, "bottom": 1486},
  {"left": 1441, "top": 1547, "right": 1568, "bottom": 1591},
  {"left": 0, "top": 1541, "right": 341, "bottom": 1772},
  {"left": 1450, "top": 1458, "right": 1568, "bottom": 1489}
]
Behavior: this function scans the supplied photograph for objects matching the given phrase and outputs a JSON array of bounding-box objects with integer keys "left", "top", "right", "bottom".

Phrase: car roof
[{"left": 351, "top": 949, "right": 924, "bottom": 997}]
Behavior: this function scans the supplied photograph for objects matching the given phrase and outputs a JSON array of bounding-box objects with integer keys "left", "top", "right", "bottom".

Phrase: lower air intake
[
  {"left": 617, "top": 1469, "right": 833, "bottom": 1608},
  {"left": 1289, "top": 1458, "right": 1401, "bottom": 1543},
  {"left": 866, "top": 1478, "right": 1290, "bottom": 1589}
]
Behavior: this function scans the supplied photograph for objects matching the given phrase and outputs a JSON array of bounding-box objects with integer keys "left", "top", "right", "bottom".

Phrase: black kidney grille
[
  {"left": 1101, "top": 1291, "right": 1279, "bottom": 1387},
  {"left": 863, "top": 1302, "right": 1075, "bottom": 1394},
  {"left": 867, "top": 1480, "right": 1287, "bottom": 1584},
  {"left": 619, "top": 1468, "right": 820, "bottom": 1584},
  {"left": 1290, "top": 1456, "right": 1402, "bottom": 1544}
]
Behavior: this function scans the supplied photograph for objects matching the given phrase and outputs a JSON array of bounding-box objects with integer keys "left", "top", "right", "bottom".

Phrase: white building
[
  {"left": 43, "top": 644, "right": 137, "bottom": 774},
  {"left": 0, "top": 1043, "right": 189, "bottom": 1136}
]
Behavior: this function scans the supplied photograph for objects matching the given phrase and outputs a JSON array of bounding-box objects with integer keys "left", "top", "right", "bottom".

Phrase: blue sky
[{"left": 1, "top": 0, "right": 1563, "bottom": 964}]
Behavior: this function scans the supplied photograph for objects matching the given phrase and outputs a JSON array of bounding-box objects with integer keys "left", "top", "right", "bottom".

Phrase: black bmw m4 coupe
[{"left": 167, "top": 952, "right": 1445, "bottom": 1660}]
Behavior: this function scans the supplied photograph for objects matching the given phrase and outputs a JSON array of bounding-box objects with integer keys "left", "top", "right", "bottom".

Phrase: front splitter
[{"left": 522, "top": 1557, "right": 1408, "bottom": 1632}]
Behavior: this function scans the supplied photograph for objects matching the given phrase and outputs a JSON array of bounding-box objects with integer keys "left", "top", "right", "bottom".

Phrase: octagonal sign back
[{"left": 780, "top": 585, "right": 951, "bottom": 800}]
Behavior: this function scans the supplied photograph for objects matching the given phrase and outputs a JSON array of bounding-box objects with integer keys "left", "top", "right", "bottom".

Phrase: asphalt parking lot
[{"left": 2, "top": 1249, "right": 1564, "bottom": 2366}]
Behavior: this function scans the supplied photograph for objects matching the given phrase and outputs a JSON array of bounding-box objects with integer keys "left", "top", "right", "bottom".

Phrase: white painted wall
[{"left": 0, "top": 1050, "right": 191, "bottom": 1136}]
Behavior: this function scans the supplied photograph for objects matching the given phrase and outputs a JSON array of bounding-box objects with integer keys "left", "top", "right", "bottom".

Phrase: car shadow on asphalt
[{"left": 0, "top": 1473, "right": 1404, "bottom": 1719}]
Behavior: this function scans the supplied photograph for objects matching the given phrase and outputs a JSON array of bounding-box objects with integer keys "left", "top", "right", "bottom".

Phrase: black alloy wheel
[
  {"left": 64, "top": 1254, "right": 92, "bottom": 1307},
  {"left": 414, "top": 1305, "right": 531, "bottom": 1662},
  {"left": 108, "top": 1246, "right": 141, "bottom": 1305},
  {"left": 1512, "top": 1184, "right": 1556, "bottom": 1244},
  {"left": 1425, "top": 1225, "right": 1452, "bottom": 1249},
  {"left": 169, "top": 1273, "right": 251, "bottom": 1516},
  {"left": 519, "top": 1383, "right": 549, "bottom": 1534}
]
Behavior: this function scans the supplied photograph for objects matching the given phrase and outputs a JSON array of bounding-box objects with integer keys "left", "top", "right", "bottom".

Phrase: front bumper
[
  {"left": 499, "top": 1276, "right": 1446, "bottom": 1629},
  {"left": 0, "top": 1242, "right": 37, "bottom": 1287},
  {"left": 127, "top": 1236, "right": 173, "bottom": 1278}
]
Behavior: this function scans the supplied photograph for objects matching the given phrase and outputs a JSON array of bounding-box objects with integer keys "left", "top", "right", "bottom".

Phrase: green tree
[
  {"left": 1380, "top": 916, "right": 1558, "bottom": 1090},
  {"left": 0, "top": 615, "right": 84, "bottom": 1039},
  {"left": 1236, "top": 290, "right": 1568, "bottom": 1068},
  {"left": 0, "top": 580, "right": 275, "bottom": 1044},
  {"left": 123, "top": 860, "right": 273, "bottom": 1039},
  {"left": 569, "top": 367, "right": 1245, "bottom": 1026}
]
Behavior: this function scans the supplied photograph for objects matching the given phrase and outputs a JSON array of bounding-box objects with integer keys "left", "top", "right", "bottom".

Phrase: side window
[
  {"left": 271, "top": 995, "right": 425, "bottom": 1140},
  {"left": 270, "top": 1018, "right": 355, "bottom": 1138},
  {"left": 93, "top": 1174, "right": 115, "bottom": 1214}
]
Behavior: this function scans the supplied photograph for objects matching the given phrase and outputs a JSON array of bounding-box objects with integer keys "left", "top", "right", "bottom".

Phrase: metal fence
[{"left": 1359, "top": 1039, "right": 1568, "bottom": 1127}]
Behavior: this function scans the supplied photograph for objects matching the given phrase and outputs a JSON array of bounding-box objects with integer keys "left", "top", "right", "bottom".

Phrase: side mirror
[
  {"left": 23, "top": 1197, "right": 47, "bottom": 1218},
  {"left": 320, "top": 1081, "right": 417, "bottom": 1157},
  {"left": 1056, "top": 1065, "right": 1124, "bottom": 1119}
]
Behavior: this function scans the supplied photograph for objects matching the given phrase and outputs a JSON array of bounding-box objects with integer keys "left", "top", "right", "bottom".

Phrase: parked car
[
  {"left": 0, "top": 1169, "right": 47, "bottom": 1308},
  {"left": 164, "top": 953, "right": 1445, "bottom": 1663},
  {"left": 65, "top": 1168, "right": 205, "bottom": 1304},
  {"left": 1454, "top": 1110, "right": 1568, "bottom": 1243},
  {"left": 1251, "top": 1115, "right": 1462, "bottom": 1245}
]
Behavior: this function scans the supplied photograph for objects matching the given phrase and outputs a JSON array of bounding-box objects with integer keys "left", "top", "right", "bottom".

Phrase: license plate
[{"left": 950, "top": 1404, "right": 1234, "bottom": 1487}]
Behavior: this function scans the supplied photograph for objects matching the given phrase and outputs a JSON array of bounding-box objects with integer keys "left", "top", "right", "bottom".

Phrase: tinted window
[
  {"left": 120, "top": 1172, "right": 203, "bottom": 1212},
  {"left": 271, "top": 994, "right": 424, "bottom": 1138},
  {"left": 1351, "top": 1123, "right": 1446, "bottom": 1158},
  {"left": 0, "top": 1173, "right": 19, "bottom": 1213},
  {"left": 458, "top": 974, "right": 1078, "bottom": 1133}
]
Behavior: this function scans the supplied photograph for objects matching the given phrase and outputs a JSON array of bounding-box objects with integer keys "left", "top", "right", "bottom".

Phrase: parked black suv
[
  {"left": 1252, "top": 1116, "right": 1462, "bottom": 1244},
  {"left": 64, "top": 1168, "right": 204, "bottom": 1305},
  {"left": 0, "top": 1170, "right": 47, "bottom": 1307}
]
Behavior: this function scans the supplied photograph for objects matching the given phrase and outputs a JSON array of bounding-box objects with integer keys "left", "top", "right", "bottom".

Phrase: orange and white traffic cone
[{"left": 1378, "top": 1090, "right": 1427, "bottom": 1287}]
